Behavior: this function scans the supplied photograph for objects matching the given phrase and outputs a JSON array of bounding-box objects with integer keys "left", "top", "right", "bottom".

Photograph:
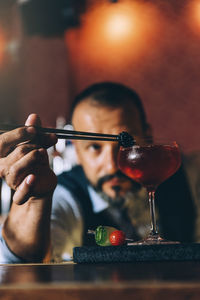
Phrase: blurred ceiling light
[
  {"left": 81, "top": 2, "right": 159, "bottom": 47},
  {"left": 82, "top": 3, "right": 138, "bottom": 45},
  {"left": 104, "top": 10, "right": 134, "bottom": 41}
]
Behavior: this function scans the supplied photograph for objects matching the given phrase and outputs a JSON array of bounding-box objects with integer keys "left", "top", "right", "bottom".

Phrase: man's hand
[
  {"left": 1, "top": 114, "right": 58, "bottom": 262},
  {"left": 0, "top": 113, "right": 57, "bottom": 203}
]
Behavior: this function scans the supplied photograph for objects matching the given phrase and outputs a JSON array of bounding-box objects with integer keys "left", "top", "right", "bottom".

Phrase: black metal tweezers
[{"left": 0, "top": 124, "right": 119, "bottom": 142}]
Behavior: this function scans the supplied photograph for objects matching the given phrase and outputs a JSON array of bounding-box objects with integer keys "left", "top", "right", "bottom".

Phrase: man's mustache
[{"left": 95, "top": 171, "right": 130, "bottom": 191}]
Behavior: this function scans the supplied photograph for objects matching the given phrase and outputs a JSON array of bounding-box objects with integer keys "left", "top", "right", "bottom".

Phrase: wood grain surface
[{"left": 1, "top": 261, "right": 200, "bottom": 299}]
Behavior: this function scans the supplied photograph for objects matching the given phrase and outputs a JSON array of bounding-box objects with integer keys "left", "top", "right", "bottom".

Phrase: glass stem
[{"left": 148, "top": 190, "right": 158, "bottom": 235}]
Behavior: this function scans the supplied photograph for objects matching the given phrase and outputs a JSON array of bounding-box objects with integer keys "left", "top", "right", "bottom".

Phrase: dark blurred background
[{"left": 0, "top": 0, "right": 199, "bottom": 153}]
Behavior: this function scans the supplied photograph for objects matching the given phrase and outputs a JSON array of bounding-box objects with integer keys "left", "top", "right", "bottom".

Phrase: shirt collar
[{"left": 87, "top": 185, "right": 109, "bottom": 213}]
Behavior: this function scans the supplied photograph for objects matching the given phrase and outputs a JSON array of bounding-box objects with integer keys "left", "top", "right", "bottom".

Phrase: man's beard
[{"left": 92, "top": 170, "right": 141, "bottom": 207}]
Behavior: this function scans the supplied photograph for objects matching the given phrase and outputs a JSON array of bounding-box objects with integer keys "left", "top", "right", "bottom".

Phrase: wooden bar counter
[{"left": 1, "top": 261, "right": 200, "bottom": 300}]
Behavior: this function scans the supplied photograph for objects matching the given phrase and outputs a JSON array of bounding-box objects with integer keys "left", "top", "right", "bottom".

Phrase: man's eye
[{"left": 88, "top": 144, "right": 101, "bottom": 151}]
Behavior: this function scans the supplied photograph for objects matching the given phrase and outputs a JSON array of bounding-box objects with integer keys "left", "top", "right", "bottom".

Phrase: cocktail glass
[{"left": 118, "top": 140, "right": 181, "bottom": 244}]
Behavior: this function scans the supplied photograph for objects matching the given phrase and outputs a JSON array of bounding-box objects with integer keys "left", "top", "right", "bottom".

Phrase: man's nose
[{"left": 103, "top": 146, "right": 118, "bottom": 174}]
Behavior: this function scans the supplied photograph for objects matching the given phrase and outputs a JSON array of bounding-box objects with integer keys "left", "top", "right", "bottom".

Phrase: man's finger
[
  {"left": 25, "top": 114, "right": 57, "bottom": 149},
  {"left": 0, "top": 127, "right": 36, "bottom": 157},
  {"left": 25, "top": 113, "right": 41, "bottom": 127},
  {"left": 4, "top": 148, "right": 47, "bottom": 189},
  {"left": 13, "top": 174, "right": 35, "bottom": 205}
]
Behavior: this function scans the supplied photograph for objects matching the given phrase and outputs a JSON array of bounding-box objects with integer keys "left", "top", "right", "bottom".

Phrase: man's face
[{"left": 72, "top": 98, "right": 147, "bottom": 199}]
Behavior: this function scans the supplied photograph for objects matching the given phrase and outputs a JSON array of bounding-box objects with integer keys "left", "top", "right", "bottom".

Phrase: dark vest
[{"left": 57, "top": 165, "right": 196, "bottom": 244}]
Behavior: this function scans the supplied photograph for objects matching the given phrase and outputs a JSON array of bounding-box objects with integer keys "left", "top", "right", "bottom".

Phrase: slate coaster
[{"left": 73, "top": 243, "right": 200, "bottom": 263}]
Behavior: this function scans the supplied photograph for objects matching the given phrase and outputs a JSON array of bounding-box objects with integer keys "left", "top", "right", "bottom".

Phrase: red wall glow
[
  {"left": 5, "top": 0, "right": 199, "bottom": 153},
  {"left": 63, "top": 0, "right": 200, "bottom": 153}
]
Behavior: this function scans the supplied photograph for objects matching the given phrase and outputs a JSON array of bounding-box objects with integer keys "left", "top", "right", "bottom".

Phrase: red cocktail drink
[
  {"left": 118, "top": 141, "right": 181, "bottom": 244},
  {"left": 118, "top": 144, "right": 181, "bottom": 191}
]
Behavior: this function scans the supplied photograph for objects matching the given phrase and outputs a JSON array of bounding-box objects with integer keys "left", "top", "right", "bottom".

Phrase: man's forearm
[{"left": 2, "top": 195, "right": 52, "bottom": 262}]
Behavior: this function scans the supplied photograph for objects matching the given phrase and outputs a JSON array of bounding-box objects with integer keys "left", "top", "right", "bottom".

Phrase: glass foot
[{"left": 127, "top": 232, "right": 180, "bottom": 245}]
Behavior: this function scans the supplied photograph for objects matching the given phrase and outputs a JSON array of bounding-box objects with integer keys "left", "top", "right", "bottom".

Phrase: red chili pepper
[{"left": 109, "top": 230, "right": 126, "bottom": 246}]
